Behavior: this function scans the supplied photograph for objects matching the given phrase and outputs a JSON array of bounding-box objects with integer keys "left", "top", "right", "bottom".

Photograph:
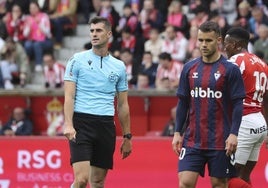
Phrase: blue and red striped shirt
[{"left": 176, "top": 55, "right": 245, "bottom": 150}]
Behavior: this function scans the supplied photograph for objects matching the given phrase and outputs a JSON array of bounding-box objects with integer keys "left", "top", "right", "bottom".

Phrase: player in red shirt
[{"left": 224, "top": 27, "right": 268, "bottom": 187}]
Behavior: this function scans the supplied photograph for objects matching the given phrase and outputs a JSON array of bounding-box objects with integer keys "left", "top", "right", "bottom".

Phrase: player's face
[
  {"left": 197, "top": 30, "right": 221, "bottom": 59},
  {"left": 223, "top": 35, "right": 236, "bottom": 59},
  {"left": 89, "top": 23, "right": 111, "bottom": 48}
]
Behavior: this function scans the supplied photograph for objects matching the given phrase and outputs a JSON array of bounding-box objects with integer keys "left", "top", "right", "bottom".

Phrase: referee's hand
[
  {"left": 63, "top": 123, "right": 76, "bottom": 142},
  {"left": 120, "top": 139, "right": 132, "bottom": 159}
]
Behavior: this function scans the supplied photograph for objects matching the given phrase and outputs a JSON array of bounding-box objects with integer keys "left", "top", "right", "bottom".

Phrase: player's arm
[
  {"left": 175, "top": 97, "right": 190, "bottom": 135},
  {"left": 172, "top": 96, "right": 189, "bottom": 155},
  {"left": 225, "top": 97, "right": 244, "bottom": 156},
  {"left": 117, "top": 91, "right": 132, "bottom": 159}
]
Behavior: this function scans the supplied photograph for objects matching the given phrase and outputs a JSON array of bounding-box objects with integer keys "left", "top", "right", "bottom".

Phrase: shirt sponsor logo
[
  {"left": 250, "top": 125, "right": 267, "bottom": 134},
  {"left": 191, "top": 87, "right": 222, "bottom": 98}
]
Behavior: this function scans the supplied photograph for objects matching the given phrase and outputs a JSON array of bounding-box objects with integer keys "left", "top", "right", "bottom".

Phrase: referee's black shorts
[{"left": 69, "top": 112, "right": 116, "bottom": 169}]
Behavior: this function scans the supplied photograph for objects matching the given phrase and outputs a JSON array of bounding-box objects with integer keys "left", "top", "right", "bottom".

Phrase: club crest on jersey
[
  {"left": 109, "top": 72, "right": 119, "bottom": 82},
  {"left": 214, "top": 71, "right": 221, "bottom": 81},
  {"left": 192, "top": 72, "right": 198, "bottom": 78}
]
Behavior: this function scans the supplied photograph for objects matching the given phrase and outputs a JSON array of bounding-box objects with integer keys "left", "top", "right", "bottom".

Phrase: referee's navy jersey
[{"left": 177, "top": 55, "right": 245, "bottom": 150}]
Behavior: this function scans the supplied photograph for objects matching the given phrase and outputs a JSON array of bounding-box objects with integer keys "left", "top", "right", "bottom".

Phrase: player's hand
[
  {"left": 225, "top": 134, "right": 237, "bottom": 156},
  {"left": 172, "top": 132, "right": 183, "bottom": 155},
  {"left": 120, "top": 138, "right": 132, "bottom": 159},
  {"left": 63, "top": 123, "right": 76, "bottom": 142}
]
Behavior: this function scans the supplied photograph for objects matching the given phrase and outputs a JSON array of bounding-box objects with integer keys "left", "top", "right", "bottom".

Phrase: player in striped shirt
[
  {"left": 224, "top": 27, "right": 268, "bottom": 187},
  {"left": 172, "top": 21, "right": 246, "bottom": 188}
]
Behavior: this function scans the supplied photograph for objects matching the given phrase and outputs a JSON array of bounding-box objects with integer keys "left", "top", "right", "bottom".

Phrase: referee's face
[{"left": 89, "top": 23, "right": 112, "bottom": 48}]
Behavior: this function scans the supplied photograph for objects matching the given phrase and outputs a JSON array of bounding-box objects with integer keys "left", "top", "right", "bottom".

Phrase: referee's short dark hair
[{"left": 226, "top": 27, "right": 250, "bottom": 42}]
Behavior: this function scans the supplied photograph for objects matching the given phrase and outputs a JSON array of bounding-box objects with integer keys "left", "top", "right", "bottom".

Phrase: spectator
[
  {"left": 162, "top": 106, "right": 176, "bottom": 137},
  {"left": 0, "top": 62, "right": 14, "bottom": 89},
  {"left": 43, "top": 51, "right": 65, "bottom": 89},
  {"left": 138, "top": 51, "right": 158, "bottom": 88},
  {"left": 97, "top": 0, "right": 120, "bottom": 40},
  {"left": 188, "top": 0, "right": 212, "bottom": 14},
  {"left": 165, "top": 0, "right": 189, "bottom": 38},
  {"left": 136, "top": 72, "right": 150, "bottom": 90},
  {"left": 116, "top": 3, "right": 139, "bottom": 36},
  {"left": 186, "top": 25, "right": 199, "bottom": 60},
  {"left": 144, "top": 28, "right": 163, "bottom": 63},
  {"left": 110, "top": 27, "right": 137, "bottom": 59},
  {"left": 23, "top": 1, "right": 53, "bottom": 72},
  {"left": 4, "top": 4, "right": 26, "bottom": 43},
  {"left": 139, "top": 0, "right": 165, "bottom": 40},
  {"left": 253, "top": 24, "right": 268, "bottom": 63},
  {"left": 219, "top": 0, "right": 237, "bottom": 25},
  {"left": 77, "top": 0, "right": 95, "bottom": 24},
  {"left": 0, "top": 0, "right": 8, "bottom": 39},
  {"left": 120, "top": 26, "right": 137, "bottom": 53},
  {"left": 155, "top": 52, "right": 184, "bottom": 90},
  {"left": 0, "top": 106, "right": 33, "bottom": 136},
  {"left": 208, "top": 10, "right": 230, "bottom": 38},
  {"left": 124, "top": 0, "right": 140, "bottom": 15},
  {"left": 232, "top": 0, "right": 251, "bottom": 30},
  {"left": 161, "top": 25, "right": 188, "bottom": 63},
  {"left": 2, "top": 37, "right": 31, "bottom": 87},
  {"left": 191, "top": 47, "right": 201, "bottom": 59},
  {"left": 189, "top": 5, "right": 208, "bottom": 27},
  {"left": 249, "top": 6, "right": 268, "bottom": 42},
  {"left": 92, "top": 0, "right": 102, "bottom": 13},
  {"left": 49, "top": 0, "right": 78, "bottom": 49},
  {"left": 5, "top": 0, "right": 30, "bottom": 14},
  {"left": 119, "top": 48, "right": 139, "bottom": 88}
]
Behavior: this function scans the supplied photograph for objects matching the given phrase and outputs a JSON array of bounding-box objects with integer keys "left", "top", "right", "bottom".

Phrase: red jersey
[{"left": 229, "top": 52, "right": 268, "bottom": 115}]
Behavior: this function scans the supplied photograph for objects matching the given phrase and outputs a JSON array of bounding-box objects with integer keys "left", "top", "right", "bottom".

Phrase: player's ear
[
  {"left": 107, "top": 30, "right": 112, "bottom": 38},
  {"left": 217, "top": 36, "right": 222, "bottom": 44}
]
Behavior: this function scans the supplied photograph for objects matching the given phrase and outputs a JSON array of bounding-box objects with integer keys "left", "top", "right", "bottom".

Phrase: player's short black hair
[{"left": 225, "top": 27, "right": 250, "bottom": 42}]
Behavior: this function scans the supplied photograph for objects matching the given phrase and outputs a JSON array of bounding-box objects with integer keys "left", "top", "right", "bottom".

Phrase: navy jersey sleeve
[
  {"left": 228, "top": 64, "right": 245, "bottom": 135},
  {"left": 175, "top": 97, "right": 190, "bottom": 134},
  {"left": 176, "top": 63, "right": 191, "bottom": 98},
  {"left": 175, "top": 62, "right": 192, "bottom": 134}
]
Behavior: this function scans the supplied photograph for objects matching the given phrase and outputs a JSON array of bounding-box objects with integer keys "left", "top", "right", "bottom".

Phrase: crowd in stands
[
  {"left": 0, "top": 0, "right": 268, "bottom": 91},
  {"left": 0, "top": 106, "right": 33, "bottom": 136},
  {"left": 0, "top": 0, "right": 77, "bottom": 89}
]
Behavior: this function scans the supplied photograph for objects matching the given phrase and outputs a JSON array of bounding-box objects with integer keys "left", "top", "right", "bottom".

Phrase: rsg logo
[
  {"left": 191, "top": 87, "right": 222, "bottom": 98},
  {"left": 18, "top": 150, "right": 61, "bottom": 169}
]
